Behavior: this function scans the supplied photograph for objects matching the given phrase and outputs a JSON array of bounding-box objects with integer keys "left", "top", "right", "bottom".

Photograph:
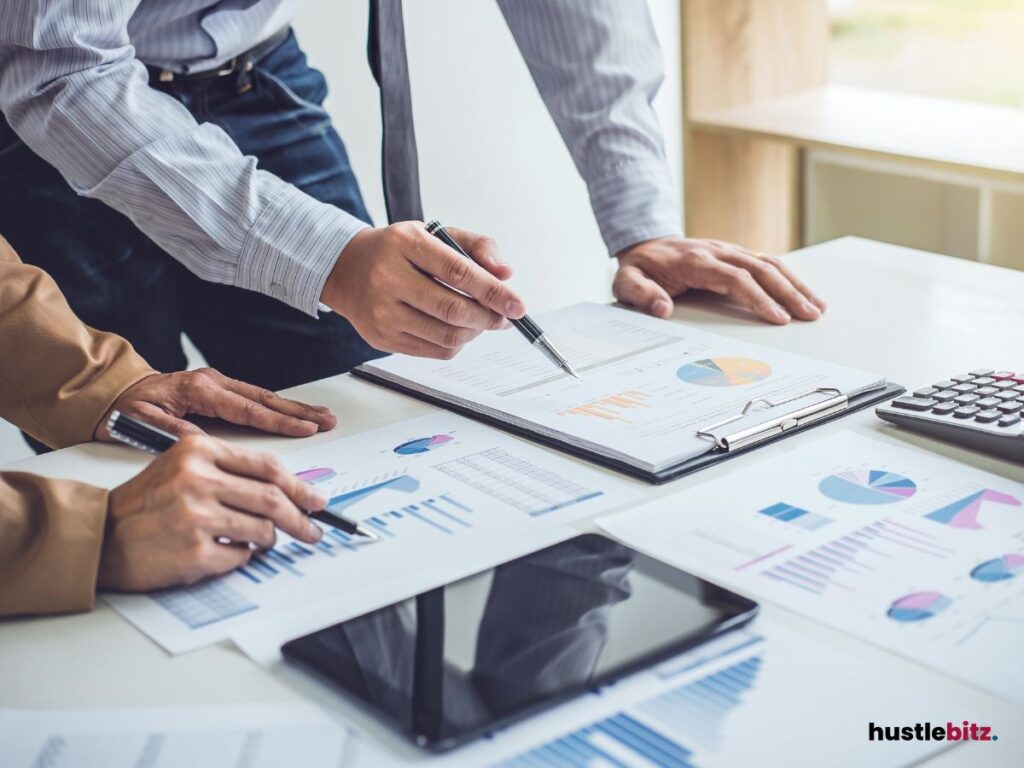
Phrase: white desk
[{"left": 2, "top": 237, "right": 1023, "bottom": 766}]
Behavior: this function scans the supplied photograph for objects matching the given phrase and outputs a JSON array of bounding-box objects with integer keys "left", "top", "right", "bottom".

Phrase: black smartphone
[{"left": 282, "top": 533, "right": 758, "bottom": 753}]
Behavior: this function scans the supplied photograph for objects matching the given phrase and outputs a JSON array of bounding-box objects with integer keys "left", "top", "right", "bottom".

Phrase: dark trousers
[{"left": 0, "top": 30, "right": 383, "bottom": 431}]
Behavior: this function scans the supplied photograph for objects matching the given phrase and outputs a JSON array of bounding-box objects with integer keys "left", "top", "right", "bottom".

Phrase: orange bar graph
[{"left": 560, "top": 389, "right": 652, "bottom": 423}]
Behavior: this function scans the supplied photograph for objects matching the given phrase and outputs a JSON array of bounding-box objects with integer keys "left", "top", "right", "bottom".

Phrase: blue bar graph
[
  {"left": 231, "top": 493, "right": 476, "bottom": 584},
  {"left": 498, "top": 654, "right": 763, "bottom": 766},
  {"left": 758, "top": 501, "right": 832, "bottom": 530},
  {"left": 499, "top": 713, "right": 696, "bottom": 768},
  {"left": 761, "top": 519, "right": 952, "bottom": 594},
  {"left": 637, "top": 657, "right": 761, "bottom": 752}
]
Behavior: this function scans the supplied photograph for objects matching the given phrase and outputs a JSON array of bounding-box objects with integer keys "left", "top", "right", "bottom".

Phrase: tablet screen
[{"left": 282, "top": 534, "right": 757, "bottom": 751}]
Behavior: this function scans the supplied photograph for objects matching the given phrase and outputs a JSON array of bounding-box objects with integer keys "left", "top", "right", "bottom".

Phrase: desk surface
[{"left": 2, "top": 237, "right": 1023, "bottom": 766}]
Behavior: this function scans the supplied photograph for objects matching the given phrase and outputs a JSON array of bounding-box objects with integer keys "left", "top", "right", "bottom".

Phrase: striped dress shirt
[{"left": 0, "top": 1, "right": 682, "bottom": 317}]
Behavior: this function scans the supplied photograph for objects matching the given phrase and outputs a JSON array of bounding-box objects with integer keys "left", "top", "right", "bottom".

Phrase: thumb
[{"left": 613, "top": 264, "right": 674, "bottom": 318}]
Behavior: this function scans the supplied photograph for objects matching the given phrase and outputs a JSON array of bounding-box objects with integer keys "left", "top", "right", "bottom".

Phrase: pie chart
[
  {"left": 887, "top": 591, "right": 951, "bottom": 622},
  {"left": 393, "top": 434, "right": 454, "bottom": 455},
  {"left": 818, "top": 470, "right": 917, "bottom": 505},
  {"left": 676, "top": 357, "right": 772, "bottom": 387},
  {"left": 971, "top": 554, "right": 1024, "bottom": 583}
]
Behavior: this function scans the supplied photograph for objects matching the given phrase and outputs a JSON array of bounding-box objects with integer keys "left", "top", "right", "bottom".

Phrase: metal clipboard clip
[{"left": 696, "top": 387, "right": 849, "bottom": 452}]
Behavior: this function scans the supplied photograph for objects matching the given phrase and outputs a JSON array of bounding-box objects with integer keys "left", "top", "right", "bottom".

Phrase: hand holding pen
[
  {"left": 106, "top": 412, "right": 376, "bottom": 552},
  {"left": 426, "top": 220, "right": 581, "bottom": 379},
  {"left": 321, "top": 222, "right": 529, "bottom": 360}
]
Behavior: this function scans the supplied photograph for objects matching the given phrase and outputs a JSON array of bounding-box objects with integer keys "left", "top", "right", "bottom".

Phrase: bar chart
[
  {"left": 758, "top": 501, "right": 832, "bottom": 531},
  {"left": 761, "top": 519, "right": 954, "bottom": 595},
  {"left": 558, "top": 389, "right": 653, "bottom": 423},
  {"left": 496, "top": 654, "right": 761, "bottom": 767}
]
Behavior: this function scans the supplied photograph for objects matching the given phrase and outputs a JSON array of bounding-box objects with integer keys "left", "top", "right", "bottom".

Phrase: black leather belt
[{"left": 145, "top": 26, "right": 290, "bottom": 85}]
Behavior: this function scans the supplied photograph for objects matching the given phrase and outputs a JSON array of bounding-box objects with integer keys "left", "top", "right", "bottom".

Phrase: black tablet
[{"left": 282, "top": 533, "right": 758, "bottom": 752}]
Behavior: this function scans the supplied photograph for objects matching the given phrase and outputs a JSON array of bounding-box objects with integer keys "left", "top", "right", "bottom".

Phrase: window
[{"left": 829, "top": 0, "right": 1024, "bottom": 108}]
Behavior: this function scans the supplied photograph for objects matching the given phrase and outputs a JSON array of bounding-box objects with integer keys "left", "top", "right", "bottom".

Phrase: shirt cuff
[
  {"left": 236, "top": 183, "right": 371, "bottom": 317},
  {"left": 587, "top": 160, "right": 684, "bottom": 257}
]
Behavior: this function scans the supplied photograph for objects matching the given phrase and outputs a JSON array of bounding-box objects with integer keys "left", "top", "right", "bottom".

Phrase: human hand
[
  {"left": 614, "top": 237, "right": 826, "bottom": 324},
  {"left": 98, "top": 435, "right": 327, "bottom": 591},
  {"left": 97, "top": 367, "right": 336, "bottom": 441},
  {"left": 321, "top": 222, "right": 526, "bottom": 359}
]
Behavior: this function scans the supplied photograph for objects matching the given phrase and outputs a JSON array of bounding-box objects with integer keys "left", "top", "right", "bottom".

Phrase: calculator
[{"left": 876, "top": 369, "right": 1024, "bottom": 462}]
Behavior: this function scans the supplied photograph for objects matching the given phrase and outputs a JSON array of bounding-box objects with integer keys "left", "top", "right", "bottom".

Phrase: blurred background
[{"left": 829, "top": 0, "right": 1024, "bottom": 108}]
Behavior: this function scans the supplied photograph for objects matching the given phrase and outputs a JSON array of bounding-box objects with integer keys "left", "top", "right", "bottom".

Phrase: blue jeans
[{"left": 0, "top": 31, "right": 383, "bottom": 408}]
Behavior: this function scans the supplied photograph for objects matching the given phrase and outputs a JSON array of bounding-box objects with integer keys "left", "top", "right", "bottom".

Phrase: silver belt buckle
[{"left": 214, "top": 57, "right": 239, "bottom": 77}]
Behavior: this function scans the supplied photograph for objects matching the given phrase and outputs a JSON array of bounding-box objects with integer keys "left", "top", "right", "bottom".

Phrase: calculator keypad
[{"left": 894, "top": 368, "right": 1024, "bottom": 429}]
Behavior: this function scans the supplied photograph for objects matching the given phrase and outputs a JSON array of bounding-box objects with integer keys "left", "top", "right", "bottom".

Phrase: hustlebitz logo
[{"left": 869, "top": 721, "right": 998, "bottom": 742}]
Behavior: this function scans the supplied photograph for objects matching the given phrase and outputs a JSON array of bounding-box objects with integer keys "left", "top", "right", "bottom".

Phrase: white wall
[{"left": 0, "top": 1, "right": 682, "bottom": 467}]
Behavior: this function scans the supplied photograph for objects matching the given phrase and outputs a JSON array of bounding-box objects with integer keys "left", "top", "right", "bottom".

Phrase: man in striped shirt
[{"left": 0, "top": 1, "right": 825, "bottom": 409}]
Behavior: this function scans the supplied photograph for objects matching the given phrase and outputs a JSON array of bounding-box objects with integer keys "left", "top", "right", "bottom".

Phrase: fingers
[
  {"left": 391, "top": 332, "right": 468, "bottom": 360},
  {"left": 402, "top": 271, "right": 511, "bottom": 332},
  {"left": 405, "top": 231, "right": 526, "bottom": 320},
  {"left": 192, "top": 384, "right": 321, "bottom": 438},
  {"left": 394, "top": 304, "right": 484, "bottom": 352},
  {"left": 207, "top": 505, "right": 279, "bottom": 548},
  {"left": 215, "top": 478, "right": 323, "bottom": 544},
  {"left": 130, "top": 401, "right": 207, "bottom": 438},
  {"left": 757, "top": 253, "right": 827, "bottom": 313},
  {"left": 210, "top": 441, "right": 326, "bottom": 509},
  {"left": 723, "top": 252, "right": 822, "bottom": 322},
  {"left": 612, "top": 264, "right": 674, "bottom": 318},
  {"left": 200, "top": 369, "right": 337, "bottom": 433},
  {"left": 442, "top": 227, "right": 513, "bottom": 280},
  {"left": 197, "top": 540, "right": 254, "bottom": 579}
]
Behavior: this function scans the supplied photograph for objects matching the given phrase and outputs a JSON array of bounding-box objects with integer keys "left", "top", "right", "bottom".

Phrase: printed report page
[{"left": 362, "top": 303, "right": 885, "bottom": 471}]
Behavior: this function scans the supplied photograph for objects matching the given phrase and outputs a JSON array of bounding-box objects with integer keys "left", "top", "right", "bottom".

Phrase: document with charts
[
  {"left": 598, "top": 432, "right": 1024, "bottom": 705},
  {"left": 0, "top": 703, "right": 376, "bottom": 768},
  {"left": 355, "top": 303, "right": 888, "bottom": 477},
  {"left": 105, "top": 413, "right": 639, "bottom": 654}
]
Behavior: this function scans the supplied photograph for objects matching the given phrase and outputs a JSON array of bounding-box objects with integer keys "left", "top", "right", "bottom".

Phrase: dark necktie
[{"left": 368, "top": 0, "right": 424, "bottom": 223}]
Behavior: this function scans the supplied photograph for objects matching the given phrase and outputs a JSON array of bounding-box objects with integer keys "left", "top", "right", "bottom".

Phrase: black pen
[
  {"left": 426, "top": 220, "right": 582, "bottom": 380},
  {"left": 105, "top": 411, "right": 378, "bottom": 540}
]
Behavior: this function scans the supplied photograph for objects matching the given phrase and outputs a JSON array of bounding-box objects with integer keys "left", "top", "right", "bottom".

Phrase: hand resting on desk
[
  {"left": 614, "top": 236, "right": 827, "bottom": 325},
  {"left": 95, "top": 367, "right": 337, "bottom": 441}
]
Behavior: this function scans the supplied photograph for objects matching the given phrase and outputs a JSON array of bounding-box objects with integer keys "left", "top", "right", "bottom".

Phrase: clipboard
[{"left": 352, "top": 367, "right": 905, "bottom": 484}]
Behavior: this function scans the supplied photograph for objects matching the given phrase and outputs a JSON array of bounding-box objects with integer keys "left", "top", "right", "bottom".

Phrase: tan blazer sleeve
[
  {"left": 0, "top": 236, "right": 156, "bottom": 615},
  {"left": 0, "top": 472, "right": 109, "bottom": 616},
  {"left": 0, "top": 235, "right": 155, "bottom": 448}
]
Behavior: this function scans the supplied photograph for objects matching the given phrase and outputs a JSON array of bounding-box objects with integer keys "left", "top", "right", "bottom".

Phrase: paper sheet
[
  {"left": 360, "top": 303, "right": 884, "bottom": 472},
  {"left": 0, "top": 703, "right": 374, "bottom": 768},
  {"left": 598, "top": 432, "right": 1024, "bottom": 705},
  {"left": 105, "top": 413, "right": 640, "bottom": 654}
]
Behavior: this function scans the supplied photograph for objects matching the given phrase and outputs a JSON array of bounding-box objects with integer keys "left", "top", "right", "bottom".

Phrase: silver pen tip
[
  {"left": 564, "top": 363, "right": 583, "bottom": 381},
  {"left": 356, "top": 525, "right": 381, "bottom": 541}
]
